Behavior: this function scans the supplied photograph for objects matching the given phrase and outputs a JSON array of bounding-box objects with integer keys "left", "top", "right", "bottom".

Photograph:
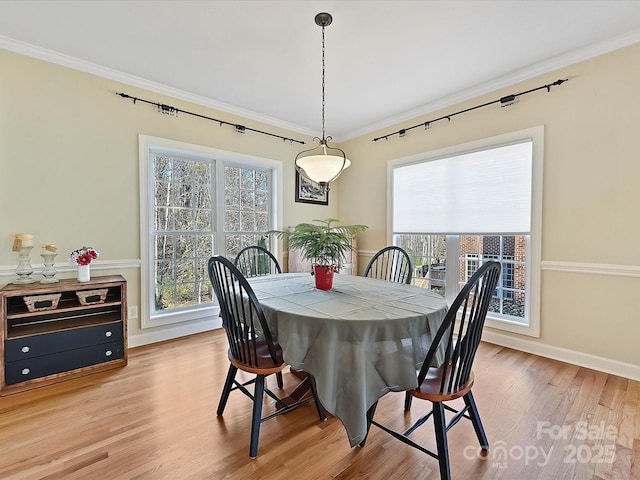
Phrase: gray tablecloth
[{"left": 247, "top": 273, "right": 448, "bottom": 447}]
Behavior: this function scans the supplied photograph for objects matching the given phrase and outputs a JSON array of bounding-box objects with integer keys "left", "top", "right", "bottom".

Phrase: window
[
  {"left": 389, "top": 127, "right": 542, "bottom": 336},
  {"left": 139, "top": 135, "right": 283, "bottom": 329},
  {"left": 152, "top": 153, "right": 214, "bottom": 313},
  {"left": 223, "top": 165, "right": 273, "bottom": 257}
]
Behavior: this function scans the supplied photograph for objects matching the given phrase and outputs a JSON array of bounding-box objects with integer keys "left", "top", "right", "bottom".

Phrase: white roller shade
[{"left": 393, "top": 140, "right": 532, "bottom": 234}]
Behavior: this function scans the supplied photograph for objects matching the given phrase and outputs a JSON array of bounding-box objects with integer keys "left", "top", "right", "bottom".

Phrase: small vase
[{"left": 77, "top": 264, "right": 90, "bottom": 282}]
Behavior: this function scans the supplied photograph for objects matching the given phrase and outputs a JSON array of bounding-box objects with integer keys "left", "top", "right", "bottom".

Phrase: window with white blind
[
  {"left": 389, "top": 126, "right": 543, "bottom": 336},
  {"left": 139, "top": 135, "right": 282, "bottom": 329}
]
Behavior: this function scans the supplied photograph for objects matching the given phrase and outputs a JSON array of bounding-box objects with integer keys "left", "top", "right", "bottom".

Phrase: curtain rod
[
  {"left": 372, "top": 78, "right": 568, "bottom": 142},
  {"left": 115, "top": 92, "right": 306, "bottom": 145}
]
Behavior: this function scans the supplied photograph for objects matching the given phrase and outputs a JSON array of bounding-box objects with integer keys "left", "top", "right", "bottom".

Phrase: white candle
[{"left": 16, "top": 234, "right": 33, "bottom": 248}]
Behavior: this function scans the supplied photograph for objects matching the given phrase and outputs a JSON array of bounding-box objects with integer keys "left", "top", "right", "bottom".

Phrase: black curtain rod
[
  {"left": 115, "top": 92, "right": 306, "bottom": 145},
  {"left": 372, "top": 78, "right": 568, "bottom": 142}
]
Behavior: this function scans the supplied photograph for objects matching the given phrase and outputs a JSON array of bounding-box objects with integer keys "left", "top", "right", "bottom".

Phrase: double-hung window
[
  {"left": 389, "top": 126, "right": 543, "bottom": 336},
  {"left": 139, "top": 135, "right": 282, "bottom": 329}
]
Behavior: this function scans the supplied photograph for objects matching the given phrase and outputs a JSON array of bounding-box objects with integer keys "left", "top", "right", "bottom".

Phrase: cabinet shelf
[
  {"left": 6, "top": 299, "right": 122, "bottom": 320},
  {"left": 1, "top": 275, "right": 128, "bottom": 395}
]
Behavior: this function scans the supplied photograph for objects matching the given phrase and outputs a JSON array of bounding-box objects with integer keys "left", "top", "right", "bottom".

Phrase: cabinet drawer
[
  {"left": 5, "top": 341, "right": 124, "bottom": 385},
  {"left": 5, "top": 323, "right": 123, "bottom": 362}
]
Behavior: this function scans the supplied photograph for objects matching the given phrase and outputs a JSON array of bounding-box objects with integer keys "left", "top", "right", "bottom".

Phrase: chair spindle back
[
  {"left": 234, "top": 245, "right": 282, "bottom": 278},
  {"left": 364, "top": 246, "right": 413, "bottom": 284},
  {"left": 208, "top": 255, "right": 279, "bottom": 368},
  {"left": 418, "top": 261, "right": 501, "bottom": 394}
]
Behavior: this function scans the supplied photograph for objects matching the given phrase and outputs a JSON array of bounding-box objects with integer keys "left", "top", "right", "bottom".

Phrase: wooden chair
[
  {"left": 234, "top": 245, "right": 285, "bottom": 389},
  {"left": 208, "top": 255, "right": 326, "bottom": 458},
  {"left": 234, "top": 245, "right": 282, "bottom": 278},
  {"left": 363, "top": 261, "right": 502, "bottom": 480},
  {"left": 364, "top": 246, "right": 412, "bottom": 284}
]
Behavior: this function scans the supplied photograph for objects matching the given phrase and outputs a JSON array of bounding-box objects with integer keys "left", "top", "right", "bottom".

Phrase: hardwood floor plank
[{"left": 1, "top": 330, "right": 639, "bottom": 479}]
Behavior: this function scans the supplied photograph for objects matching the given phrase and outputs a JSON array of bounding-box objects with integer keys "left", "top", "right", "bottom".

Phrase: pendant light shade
[
  {"left": 295, "top": 12, "right": 350, "bottom": 192},
  {"left": 296, "top": 139, "right": 351, "bottom": 186}
]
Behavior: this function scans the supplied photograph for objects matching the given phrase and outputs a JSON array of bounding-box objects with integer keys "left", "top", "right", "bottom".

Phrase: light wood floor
[{"left": 1, "top": 329, "right": 639, "bottom": 480}]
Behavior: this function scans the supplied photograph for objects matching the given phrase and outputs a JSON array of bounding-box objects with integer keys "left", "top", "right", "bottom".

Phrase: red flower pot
[{"left": 313, "top": 265, "right": 335, "bottom": 290}]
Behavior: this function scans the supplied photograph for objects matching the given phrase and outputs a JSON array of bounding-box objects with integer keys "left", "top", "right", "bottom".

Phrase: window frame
[
  {"left": 387, "top": 126, "right": 543, "bottom": 337},
  {"left": 139, "top": 135, "right": 283, "bottom": 329}
]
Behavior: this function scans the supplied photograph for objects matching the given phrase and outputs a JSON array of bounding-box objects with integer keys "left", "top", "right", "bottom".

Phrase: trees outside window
[{"left": 140, "top": 136, "right": 280, "bottom": 329}]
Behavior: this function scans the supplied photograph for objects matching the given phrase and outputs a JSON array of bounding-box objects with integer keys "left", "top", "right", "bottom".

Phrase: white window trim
[
  {"left": 387, "top": 126, "right": 543, "bottom": 337},
  {"left": 138, "top": 134, "right": 283, "bottom": 329}
]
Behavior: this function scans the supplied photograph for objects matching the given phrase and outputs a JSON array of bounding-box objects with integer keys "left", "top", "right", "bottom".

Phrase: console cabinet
[{"left": 0, "top": 275, "right": 127, "bottom": 395}]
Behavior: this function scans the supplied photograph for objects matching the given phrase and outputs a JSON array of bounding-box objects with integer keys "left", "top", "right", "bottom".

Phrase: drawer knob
[
  {"left": 21, "top": 368, "right": 30, "bottom": 375},
  {"left": 105, "top": 350, "right": 112, "bottom": 356},
  {"left": 105, "top": 331, "right": 112, "bottom": 337},
  {"left": 21, "top": 346, "right": 30, "bottom": 353}
]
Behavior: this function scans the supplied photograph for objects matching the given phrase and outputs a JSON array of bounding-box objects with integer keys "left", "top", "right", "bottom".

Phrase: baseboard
[
  {"left": 481, "top": 329, "right": 640, "bottom": 381},
  {"left": 128, "top": 317, "right": 221, "bottom": 348}
]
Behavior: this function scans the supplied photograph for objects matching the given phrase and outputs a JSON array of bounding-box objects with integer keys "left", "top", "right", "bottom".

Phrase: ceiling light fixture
[{"left": 295, "top": 12, "right": 351, "bottom": 193}]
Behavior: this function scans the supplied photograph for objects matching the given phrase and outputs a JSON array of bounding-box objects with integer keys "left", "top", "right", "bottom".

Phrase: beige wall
[
  {"left": 2, "top": 42, "right": 639, "bottom": 373},
  {"left": 337, "top": 43, "right": 640, "bottom": 369},
  {"left": 0, "top": 49, "right": 338, "bottom": 344}
]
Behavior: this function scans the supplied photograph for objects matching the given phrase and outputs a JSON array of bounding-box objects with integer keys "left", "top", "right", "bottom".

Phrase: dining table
[{"left": 246, "top": 272, "right": 448, "bottom": 447}]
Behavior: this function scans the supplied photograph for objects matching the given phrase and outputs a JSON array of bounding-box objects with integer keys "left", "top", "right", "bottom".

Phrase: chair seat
[
  {"left": 411, "top": 365, "right": 475, "bottom": 402},
  {"left": 228, "top": 340, "right": 285, "bottom": 375}
]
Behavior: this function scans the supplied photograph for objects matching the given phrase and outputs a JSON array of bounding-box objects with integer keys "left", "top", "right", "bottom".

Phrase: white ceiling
[{"left": 2, "top": 0, "right": 640, "bottom": 141}]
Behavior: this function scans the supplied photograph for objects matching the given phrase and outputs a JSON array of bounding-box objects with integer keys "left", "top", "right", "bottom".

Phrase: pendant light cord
[{"left": 321, "top": 23, "right": 327, "bottom": 141}]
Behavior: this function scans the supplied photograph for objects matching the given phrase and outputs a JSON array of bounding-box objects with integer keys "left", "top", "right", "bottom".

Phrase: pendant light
[{"left": 295, "top": 12, "right": 351, "bottom": 193}]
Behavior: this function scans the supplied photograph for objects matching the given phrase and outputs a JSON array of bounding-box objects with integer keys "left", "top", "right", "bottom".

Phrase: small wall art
[{"left": 295, "top": 171, "right": 328, "bottom": 205}]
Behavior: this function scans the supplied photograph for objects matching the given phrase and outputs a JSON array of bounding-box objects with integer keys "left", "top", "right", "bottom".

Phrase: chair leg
[
  {"left": 359, "top": 401, "right": 378, "bottom": 447},
  {"left": 464, "top": 391, "right": 489, "bottom": 450},
  {"left": 217, "top": 364, "right": 238, "bottom": 416},
  {"left": 404, "top": 391, "right": 413, "bottom": 411},
  {"left": 249, "top": 374, "right": 266, "bottom": 458},
  {"left": 276, "top": 371, "right": 284, "bottom": 389},
  {"left": 308, "top": 374, "right": 327, "bottom": 421},
  {"left": 433, "top": 402, "right": 451, "bottom": 480}
]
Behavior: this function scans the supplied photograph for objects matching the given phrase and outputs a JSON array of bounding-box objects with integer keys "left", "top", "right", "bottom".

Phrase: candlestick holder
[
  {"left": 14, "top": 245, "right": 36, "bottom": 284},
  {"left": 40, "top": 253, "right": 59, "bottom": 283}
]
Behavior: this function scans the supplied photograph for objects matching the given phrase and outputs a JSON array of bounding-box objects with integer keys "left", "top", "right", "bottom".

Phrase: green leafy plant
[{"left": 269, "top": 218, "right": 367, "bottom": 266}]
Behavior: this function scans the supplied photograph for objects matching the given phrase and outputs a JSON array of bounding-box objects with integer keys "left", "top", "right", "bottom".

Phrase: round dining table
[{"left": 247, "top": 272, "right": 448, "bottom": 447}]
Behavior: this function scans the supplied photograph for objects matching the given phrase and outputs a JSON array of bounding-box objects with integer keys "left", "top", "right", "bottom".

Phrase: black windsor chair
[
  {"left": 208, "top": 255, "right": 326, "bottom": 458},
  {"left": 362, "top": 261, "right": 502, "bottom": 480},
  {"left": 364, "top": 246, "right": 413, "bottom": 284},
  {"left": 233, "top": 246, "right": 286, "bottom": 386},
  {"left": 234, "top": 245, "right": 282, "bottom": 278}
]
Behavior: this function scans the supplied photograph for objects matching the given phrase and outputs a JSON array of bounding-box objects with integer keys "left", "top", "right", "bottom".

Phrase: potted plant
[{"left": 269, "top": 218, "right": 367, "bottom": 290}]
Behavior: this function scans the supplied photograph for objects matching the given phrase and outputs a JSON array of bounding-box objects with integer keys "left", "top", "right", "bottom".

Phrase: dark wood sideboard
[{"left": 0, "top": 275, "right": 128, "bottom": 395}]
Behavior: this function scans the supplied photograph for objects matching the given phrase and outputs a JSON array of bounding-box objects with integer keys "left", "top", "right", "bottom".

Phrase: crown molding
[
  {"left": 0, "top": 35, "right": 318, "bottom": 139},
  {"left": 2, "top": 28, "right": 639, "bottom": 144},
  {"left": 341, "top": 28, "right": 640, "bottom": 142}
]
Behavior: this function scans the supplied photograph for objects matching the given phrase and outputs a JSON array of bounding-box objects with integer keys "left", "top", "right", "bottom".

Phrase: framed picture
[{"left": 295, "top": 171, "right": 329, "bottom": 205}]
